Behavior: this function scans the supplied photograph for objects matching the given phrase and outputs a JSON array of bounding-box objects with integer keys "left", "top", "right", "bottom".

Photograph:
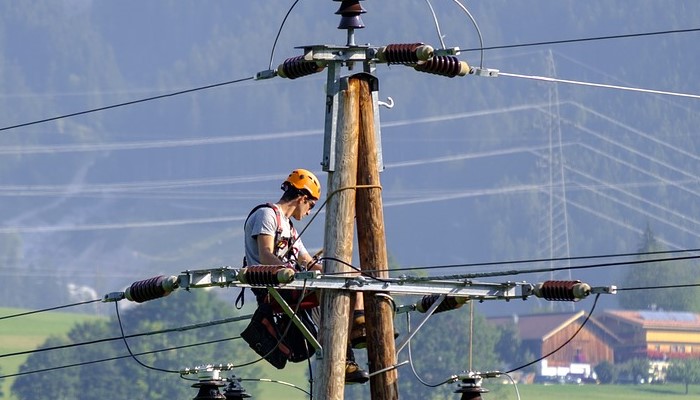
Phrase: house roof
[
  {"left": 602, "top": 310, "right": 700, "bottom": 330},
  {"left": 488, "top": 311, "right": 585, "bottom": 341}
]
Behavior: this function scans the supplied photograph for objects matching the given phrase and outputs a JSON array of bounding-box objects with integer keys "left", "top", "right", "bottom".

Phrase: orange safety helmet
[{"left": 283, "top": 169, "right": 321, "bottom": 200}]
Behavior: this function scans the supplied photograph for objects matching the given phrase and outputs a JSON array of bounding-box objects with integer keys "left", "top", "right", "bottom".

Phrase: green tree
[
  {"left": 618, "top": 225, "right": 700, "bottom": 312},
  {"left": 594, "top": 360, "right": 617, "bottom": 384},
  {"left": 391, "top": 303, "right": 504, "bottom": 400},
  {"left": 667, "top": 359, "right": 700, "bottom": 395},
  {"left": 12, "top": 290, "right": 260, "bottom": 399},
  {"left": 616, "top": 358, "right": 651, "bottom": 384}
]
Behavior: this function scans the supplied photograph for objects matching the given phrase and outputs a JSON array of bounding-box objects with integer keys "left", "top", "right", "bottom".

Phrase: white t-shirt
[{"left": 244, "top": 204, "right": 309, "bottom": 266}]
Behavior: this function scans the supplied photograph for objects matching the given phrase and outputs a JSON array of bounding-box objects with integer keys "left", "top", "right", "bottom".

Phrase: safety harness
[{"left": 236, "top": 203, "right": 299, "bottom": 309}]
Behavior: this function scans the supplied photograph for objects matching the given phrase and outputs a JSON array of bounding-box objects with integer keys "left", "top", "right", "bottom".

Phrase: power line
[
  {"left": 0, "top": 336, "right": 240, "bottom": 379},
  {"left": 328, "top": 248, "right": 700, "bottom": 276},
  {"left": 0, "top": 314, "right": 251, "bottom": 359},
  {"left": 500, "top": 71, "right": 700, "bottom": 100},
  {"left": 0, "top": 298, "right": 101, "bottom": 321},
  {"left": 461, "top": 27, "right": 700, "bottom": 52},
  {"left": 2, "top": 28, "right": 697, "bottom": 136},
  {"left": 617, "top": 283, "right": 700, "bottom": 292},
  {"left": 0, "top": 76, "right": 254, "bottom": 133}
]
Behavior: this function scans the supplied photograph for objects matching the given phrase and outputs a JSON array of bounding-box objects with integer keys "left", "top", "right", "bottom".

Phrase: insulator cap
[
  {"left": 238, "top": 265, "right": 296, "bottom": 286},
  {"left": 125, "top": 275, "right": 179, "bottom": 303},
  {"left": 335, "top": 0, "right": 366, "bottom": 30},
  {"left": 376, "top": 43, "right": 434, "bottom": 64},
  {"left": 277, "top": 56, "right": 325, "bottom": 80},
  {"left": 414, "top": 56, "right": 470, "bottom": 77},
  {"left": 416, "top": 295, "right": 467, "bottom": 314},
  {"left": 534, "top": 280, "right": 592, "bottom": 301}
]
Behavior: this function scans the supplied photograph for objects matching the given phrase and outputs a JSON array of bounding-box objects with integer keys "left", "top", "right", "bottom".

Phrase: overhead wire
[
  {"left": 499, "top": 71, "right": 700, "bottom": 100},
  {"left": 424, "top": 0, "right": 446, "bottom": 49},
  {"left": 460, "top": 27, "right": 700, "bottom": 53},
  {"left": 323, "top": 247, "right": 700, "bottom": 277},
  {"left": 0, "top": 28, "right": 695, "bottom": 135},
  {"left": 0, "top": 314, "right": 251, "bottom": 359},
  {"left": 0, "top": 298, "right": 101, "bottom": 321},
  {"left": 0, "top": 336, "right": 240, "bottom": 379},
  {"left": 268, "top": 0, "right": 302, "bottom": 70},
  {"left": 0, "top": 76, "right": 254, "bottom": 133}
]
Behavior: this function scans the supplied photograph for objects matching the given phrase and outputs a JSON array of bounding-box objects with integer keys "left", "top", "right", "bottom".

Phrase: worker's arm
[{"left": 256, "top": 234, "right": 283, "bottom": 265}]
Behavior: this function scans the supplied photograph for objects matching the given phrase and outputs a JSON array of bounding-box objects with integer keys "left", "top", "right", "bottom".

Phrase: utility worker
[{"left": 243, "top": 168, "right": 369, "bottom": 384}]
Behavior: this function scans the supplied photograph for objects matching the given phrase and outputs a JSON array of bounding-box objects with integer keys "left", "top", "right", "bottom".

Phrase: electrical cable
[
  {"left": 0, "top": 314, "right": 251, "bottom": 359},
  {"left": 460, "top": 27, "right": 700, "bottom": 53},
  {"left": 0, "top": 298, "right": 101, "bottom": 321},
  {"left": 239, "top": 378, "right": 311, "bottom": 396},
  {"left": 506, "top": 293, "right": 600, "bottom": 374},
  {"left": 0, "top": 76, "right": 254, "bottom": 133},
  {"left": 319, "top": 256, "right": 391, "bottom": 284},
  {"left": 424, "top": 0, "right": 446, "bottom": 49},
  {"left": 114, "top": 301, "right": 180, "bottom": 374},
  {"left": 323, "top": 247, "right": 700, "bottom": 277},
  {"left": 268, "top": 0, "right": 302, "bottom": 70},
  {"left": 404, "top": 312, "right": 458, "bottom": 388},
  {"left": 400, "top": 254, "right": 700, "bottom": 281},
  {"left": 451, "top": 0, "right": 484, "bottom": 68},
  {"left": 502, "top": 372, "right": 522, "bottom": 400},
  {"left": 0, "top": 336, "right": 240, "bottom": 379},
  {"left": 500, "top": 71, "right": 700, "bottom": 100},
  {"left": 617, "top": 283, "right": 700, "bottom": 292}
]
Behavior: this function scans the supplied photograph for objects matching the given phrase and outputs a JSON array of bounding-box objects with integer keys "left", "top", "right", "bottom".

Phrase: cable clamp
[
  {"left": 255, "top": 69, "right": 277, "bottom": 80},
  {"left": 470, "top": 67, "right": 499, "bottom": 77},
  {"left": 102, "top": 292, "right": 125, "bottom": 302},
  {"left": 434, "top": 47, "right": 461, "bottom": 56},
  {"left": 591, "top": 285, "right": 617, "bottom": 295}
]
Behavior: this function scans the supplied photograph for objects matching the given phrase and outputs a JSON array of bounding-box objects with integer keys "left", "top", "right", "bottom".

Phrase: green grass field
[
  {"left": 0, "top": 307, "right": 104, "bottom": 399},
  {"left": 2, "top": 307, "right": 699, "bottom": 399}
]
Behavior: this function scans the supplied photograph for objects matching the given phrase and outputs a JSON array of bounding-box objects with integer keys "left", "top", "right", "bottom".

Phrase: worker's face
[{"left": 293, "top": 195, "right": 316, "bottom": 220}]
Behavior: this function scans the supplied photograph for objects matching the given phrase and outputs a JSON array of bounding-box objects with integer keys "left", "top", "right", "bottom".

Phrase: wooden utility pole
[
  {"left": 355, "top": 74, "right": 399, "bottom": 399},
  {"left": 314, "top": 76, "right": 360, "bottom": 399}
]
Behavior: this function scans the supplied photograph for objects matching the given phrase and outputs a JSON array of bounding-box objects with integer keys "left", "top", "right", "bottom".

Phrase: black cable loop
[
  {"left": 268, "top": 0, "right": 302, "bottom": 70},
  {"left": 114, "top": 301, "right": 180, "bottom": 374},
  {"left": 319, "top": 256, "right": 391, "bottom": 284},
  {"left": 506, "top": 293, "right": 601, "bottom": 374}
]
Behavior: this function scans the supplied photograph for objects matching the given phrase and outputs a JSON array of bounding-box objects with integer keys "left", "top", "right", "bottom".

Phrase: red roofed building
[
  {"left": 597, "top": 310, "right": 700, "bottom": 362},
  {"left": 488, "top": 311, "right": 619, "bottom": 370}
]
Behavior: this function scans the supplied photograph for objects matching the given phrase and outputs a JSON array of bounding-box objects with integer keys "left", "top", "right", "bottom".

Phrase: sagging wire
[
  {"left": 240, "top": 378, "right": 311, "bottom": 396},
  {"left": 506, "top": 293, "right": 601, "bottom": 374},
  {"left": 452, "top": 0, "right": 484, "bottom": 68},
  {"left": 502, "top": 372, "right": 522, "bottom": 400},
  {"left": 404, "top": 312, "right": 457, "bottom": 388},
  {"left": 0, "top": 298, "right": 102, "bottom": 321},
  {"left": 294, "top": 183, "right": 382, "bottom": 242},
  {"left": 320, "top": 256, "right": 391, "bottom": 284},
  {"left": 424, "top": 0, "right": 446, "bottom": 49},
  {"left": 114, "top": 301, "right": 180, "bottom": 374},
  {"left": 0, "top": 336, "right": 240, "bottom": 380},
  {"left": 268, "top": 0, "right": 302, "bottom": 70}
]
